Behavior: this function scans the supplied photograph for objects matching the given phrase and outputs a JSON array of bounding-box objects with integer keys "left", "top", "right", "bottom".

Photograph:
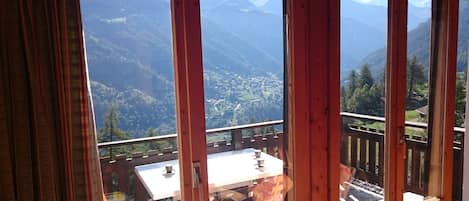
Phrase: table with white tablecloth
[{"left": 135, "top": 148, "right": 284, "bottom": 200}]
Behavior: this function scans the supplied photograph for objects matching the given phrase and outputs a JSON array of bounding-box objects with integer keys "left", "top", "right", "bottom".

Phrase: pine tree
[
  {"left": 340, "top": 86, "right": 347, "bottom": 112},
  {"left": 99, "top": 104, "right": 129, "bottom": 142},
  {"left": 146, "top": 128, "right": 159, "bottom": 150},
  {"left": 407, "top": 56, "right": 426, "bottom": 100},
  {"left": 347, "top": 84, "right": 383, "bottom": 116},
  {"left": 247, "top": 117, "right": 257, "bottom": 137},
  {"left": 378, "top": 69, "right": 385, "bottom": 92},
  {"left": 261, "top": 119, "right": 275, "bottom": 135},
  {"left": 348, "top": 70, "right": 358, "bottom": 94},
  {"left": 358, "top": 64, "right": 374, "bottom": 88}
]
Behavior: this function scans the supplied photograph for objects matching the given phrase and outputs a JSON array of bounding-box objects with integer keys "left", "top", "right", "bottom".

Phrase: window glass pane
[
  {"left": 403, "top": 2, "right": 431, "bottom": 200},
  {"left": 200, "top": 0, "right": 289, "bottom": 200},
  {"left": 80, "top": 0, "right": 181, "bottom": 200},
  {"left": 456, "top": 1, "right": 468, "bottom": 201},
  {"left": 340, "top": 0, "right": 388, "bottom": 200},
  {"left": 404, "top": 2, "right": 466, "bottom": 200}
]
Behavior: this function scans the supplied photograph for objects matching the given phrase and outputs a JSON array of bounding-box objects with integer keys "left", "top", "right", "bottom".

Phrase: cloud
[
  {"left": 103, "top": 17, "right": 127, "bottom": 24},
  {"left": 352, "top": 0, "right": 430, "bottom": 7},
  {"left": 352, "top": 0, "right": 386, "bottom": 6},
  {"left": 249, "top": 0, "right": 270, "bottom": 7},
  {"left": 410, "top": 0, "right": 431, "bottom": 7},
  {"left": 354, "top": 0, "right": 375, "bottom": 4}
]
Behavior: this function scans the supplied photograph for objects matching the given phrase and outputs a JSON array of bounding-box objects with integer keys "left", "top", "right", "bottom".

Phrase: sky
[
  {"left": 353, "top": 0, "right": 430, "bottom": 7},
  {"left": 250, "top": 0, "right": 431, "bottom": 8}
]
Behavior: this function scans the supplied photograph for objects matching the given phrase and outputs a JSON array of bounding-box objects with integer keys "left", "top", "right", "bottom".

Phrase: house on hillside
[{"left": 416, "top": 105, "right": 429, "bottom": 120}]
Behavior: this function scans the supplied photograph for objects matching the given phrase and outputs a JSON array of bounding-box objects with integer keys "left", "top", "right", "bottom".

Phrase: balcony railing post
[
  {"left": 378, "top": 136, "right": 384, "bottom": 186},
  {"left": 115, "top": 154, "right": 129, "bottom": 195},
  {"left": 277, "top": 132, "right": 285, "bottom": 160},
  {"left": 453, "top": 147, "right": 463, "bottom": 201},
  {"left": 135, "top": 175, "right": 148, "bottom": 201},
  {"left": 351, "top": 134, "right": 358, "bottom": 168},
  {"left": 359, "top": 138, "right": 367, "bottom": 171},
  {"left": 411, "top": 143, "right": 422, "bottom": 193},
  {"left": 369, "top": 140, "right": 377, "bottom": 181},
  {"left": 101, "top": 161, "right": 113, "bottom": 195},
  {"left": 232, "top": 129, "right": 243, "bottom": 150},
  {"left": 340, "top": 116, "right": 347, "bottom": 165}
]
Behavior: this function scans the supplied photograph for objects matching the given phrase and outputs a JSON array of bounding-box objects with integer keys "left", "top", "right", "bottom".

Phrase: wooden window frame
[
  {"left": 171, "top": 0, "right": 209, "bottom": 200},
  {"left": 171, "top": 0, "right": 343, "bottom": 200},
  {"left": 286, "top": 0, "right": 340, "bottom": 200},
  {"left": 384, "top": 0, "right": 460, "bottom": 200},
  {"left": 384, "top": 1, "right": 408, "bottom": 201},
  {"left": 426, "top": 0, "right": 459, "bottom": 200}
]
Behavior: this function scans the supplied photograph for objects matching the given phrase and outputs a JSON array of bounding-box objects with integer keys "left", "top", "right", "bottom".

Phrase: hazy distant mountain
[
  {"left": 343, "top": 0, "right": 430, "bottom": 32},
  {"left": 202, "top": 0, "right": 283, "bottom": 70},
  {"left": 341, "top": 17, "right": 386, "bottom": 73},
  {"left": 258, "top": 0, "right": 282, "bottom": 14},
  {"left": 358, "top": 3, "right": 469, "bottom": 77},
  {"left": 340, "top": 0, "right": 430, "bottom": 73}
]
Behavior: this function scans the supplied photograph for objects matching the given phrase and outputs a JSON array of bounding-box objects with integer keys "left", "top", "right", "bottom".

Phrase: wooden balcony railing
[
  {"left": 97, "top": 120, "right": 285, "bottom": 199},
  {"left": 340, "top": 112, "right": 464, "bottom": 201},
  {"left": 98, "top": 113, "right": 465, "bottom": 201}
]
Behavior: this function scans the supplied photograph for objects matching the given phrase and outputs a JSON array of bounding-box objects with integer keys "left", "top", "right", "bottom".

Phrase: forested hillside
[
  {"left": 342, "top": 3, "right": 468, "bottom": 127},
  {"left": 81, "top": 0, "right": 285, "bottom": 139}
]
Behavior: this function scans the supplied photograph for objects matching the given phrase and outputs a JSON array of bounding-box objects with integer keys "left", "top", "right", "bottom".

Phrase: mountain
[
  {"left": 358, "top": 3, "right": 469, "bottom": 77},
  {"left": 208, "top": 0, "right": 432, "bottom": 78},
  {"left": 343, "top": 0, "right": 430, "bottom": 32},
  {"left": 258, "top": 0, "right": 283, "bottom": 14},
  {"left": 341, "top": 17, "right": 386, "bottom": 73},
  {"left": 202, "top": 1, "right": 284, "bottom": 69},
  {"left": 81, "top": 0, "right": 441, "bottom": 138},
  {"left": 81, "top": 0, "right": 284, "bottom": 135},
  {"left": 340, "top": 0, "right": 431, "bottom": 74}
]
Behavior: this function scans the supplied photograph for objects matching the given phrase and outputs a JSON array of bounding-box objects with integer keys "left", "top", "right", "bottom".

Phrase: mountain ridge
[{"left": 358, "top": 4, "right": 468, "bottom": 78}]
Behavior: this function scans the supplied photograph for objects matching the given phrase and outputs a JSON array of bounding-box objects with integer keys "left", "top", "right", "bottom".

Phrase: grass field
[
  {"left": 349, "top": 110, "right": 427, "bottom": 138},
  {"left": 405, "top": 110, "right": 420, "bottom": 121}
]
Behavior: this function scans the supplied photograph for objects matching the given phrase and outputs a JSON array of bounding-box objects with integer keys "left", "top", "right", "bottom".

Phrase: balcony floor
[
  {"left": 345, "top": 179, "right": 424, "bottom": 201},
  {"left": 346, "top": 179, "right": 383, "bottom": 201}
]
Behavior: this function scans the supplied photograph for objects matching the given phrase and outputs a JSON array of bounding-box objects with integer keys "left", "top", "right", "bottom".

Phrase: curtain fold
[{"left": 0, "top": 0, "right": 104, "bottom": 200}]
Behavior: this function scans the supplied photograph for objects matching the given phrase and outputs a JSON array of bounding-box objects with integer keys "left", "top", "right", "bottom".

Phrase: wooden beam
[
  {"left": 286, "top": 0, "right": 311, "bottom": 199},
  {"left": 326, "top": 1, "right": 341, "bottom": 200},
  {"left": 286, "top": 0, "right": 340, "bottom": 200},
  {"left": 170, "top": 0, "right": 209, "bottom": 201},
  {"left": 308, "top": 0, "right": 329, "bottom": 199},
  {"left": 384, "top": 0, "right": 407, "bottom": 201},
  {"left": 426, "top": 0, "right": 459, "bottom": 200},
  {"left": 464, "top": 42, "right": 469, "bottom": 201}
]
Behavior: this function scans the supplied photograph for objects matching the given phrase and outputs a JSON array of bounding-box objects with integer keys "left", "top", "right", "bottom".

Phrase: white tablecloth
[{"left": 135, "top": 148, "right": 284, "bottom": 200}]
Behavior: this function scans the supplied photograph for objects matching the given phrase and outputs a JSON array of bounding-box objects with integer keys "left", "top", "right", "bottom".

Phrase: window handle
[
  {"left": 399, "top": 126, "right": 406, "bottom": 145},
  {"left": 192, "top": 161, "right": 202, "bottom": 187},
  {"left": 192, "top": 161, "right": 205, "bottom": 200},
  {"left": 399, "top": 126, "right": 407, "bottom": 160}
]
